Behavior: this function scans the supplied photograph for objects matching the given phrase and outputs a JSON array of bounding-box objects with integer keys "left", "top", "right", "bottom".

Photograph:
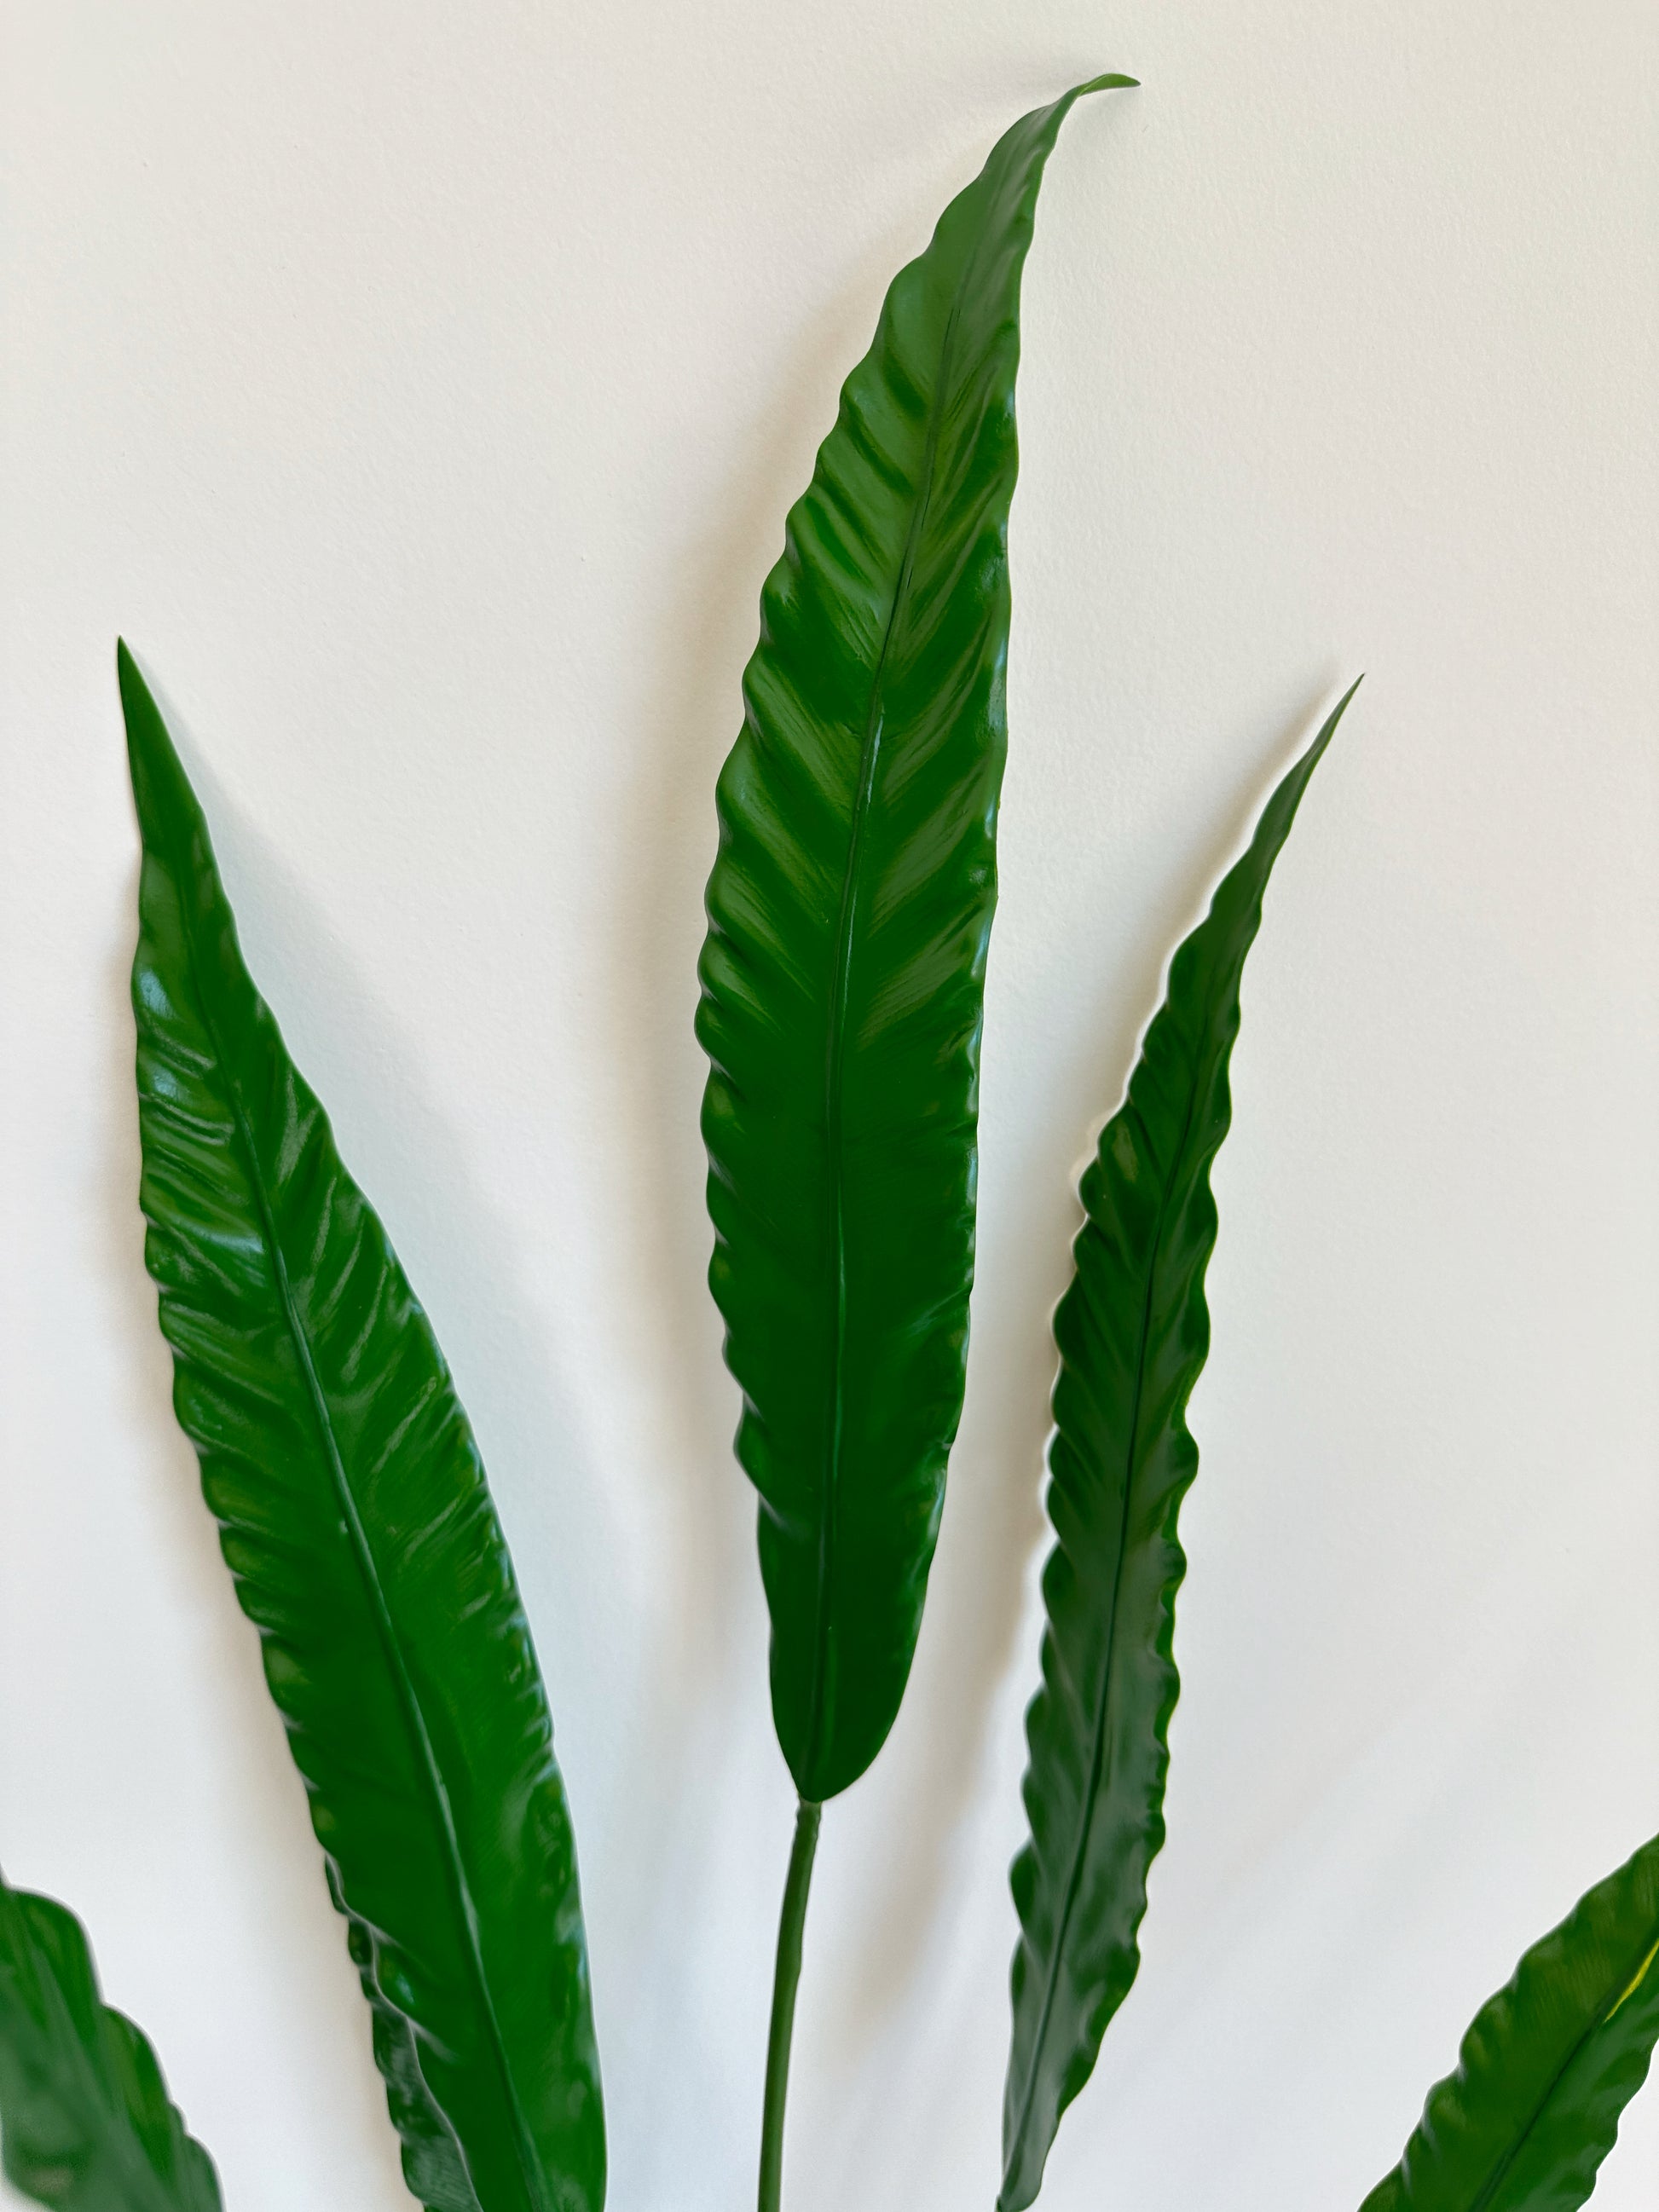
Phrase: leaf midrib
[
  {"left": 153, "top": 827, "right": 545, "bottom": 2212},
  {"left": 806, "top": 274, "right": 970, "bottom": 1789},
  {"left": 1003, "top": 1000, "right": 1217, "bottom": 2202},
  {"left": 1459, "top": 1917, "right": 1659, "bottom": 2212},
  {"left": 999, "top": 716, "right": 1344, "bottom": 2207},
  {"left": 999, "top": 942, "right": 1247, "bottom": 2203}
]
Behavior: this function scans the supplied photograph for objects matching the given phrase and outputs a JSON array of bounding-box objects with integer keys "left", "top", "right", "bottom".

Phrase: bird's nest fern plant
[{"left": 3, "top": 75, "right": 1655, "bottom": 2212}]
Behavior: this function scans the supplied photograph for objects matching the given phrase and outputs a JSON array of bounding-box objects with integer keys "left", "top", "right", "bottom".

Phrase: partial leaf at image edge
[
  {"left": 0, "top": 1865, "right": 221, "bottom": 2212},
  {"left": 1360, "top": 1832, "right": 1659, "bottom": 2212},
  {"left": 697, "top": 72, "right": 1138, "bottom": 1807},
  {"left": 118, "top": 644, "right": 604, "bottom": 2212},
  {"left": 1000, "top": 684, "right": 1359, "bottom": 2211}
]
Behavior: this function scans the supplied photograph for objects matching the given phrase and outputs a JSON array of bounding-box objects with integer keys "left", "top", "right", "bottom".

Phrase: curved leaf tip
[{"left": 697, "top": 70, "right": 1137, "bottom": 1807}]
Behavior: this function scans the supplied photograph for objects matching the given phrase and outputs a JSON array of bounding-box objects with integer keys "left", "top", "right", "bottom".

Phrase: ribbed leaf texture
[
  {"left": 119, "top": 645, "right": 604, "bottom": 2212},
  {"left": 1000, "top": 687, "right": 1358, "bottom": 2210},
  {"left": 0, "top": 1866, "right": 221, "bottom": 2212},
  {"left": 697, "top": 73, "right": 1136, "bottom": 1805},
  {"left": 1361, "top": 1833, "right": 1659, "bottom": 2212}
]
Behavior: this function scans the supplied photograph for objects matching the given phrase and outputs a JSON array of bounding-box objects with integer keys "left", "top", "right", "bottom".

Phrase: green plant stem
[{"left": 758, "top": 1796, "right": 822, "bottom": 2212}]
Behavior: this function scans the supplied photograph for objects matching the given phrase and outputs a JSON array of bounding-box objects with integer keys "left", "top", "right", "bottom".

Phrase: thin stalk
[{"left": 758, "top": 1796, "right": 822, "bottom": 2212}]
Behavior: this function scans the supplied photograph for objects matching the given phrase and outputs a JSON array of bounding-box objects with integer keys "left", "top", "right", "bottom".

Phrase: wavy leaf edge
[
  {"left": 119, "top": 642, "right": 604, "bottom": 2212},
  {"left": 1000, "top": 682, "right": 1360, "bottom": 2210},
  {"left": 697, "top": 71, "right": 1138, "bottom": 1806}
]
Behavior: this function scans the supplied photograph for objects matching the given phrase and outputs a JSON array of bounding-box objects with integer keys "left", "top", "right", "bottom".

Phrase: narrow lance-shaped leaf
[
  {"left": 118, "top": 645, "right": 604, "bottom": 2212},
  {"left": 1360, "top": 1832, "right": 1659, "bottom": 2212},
  {"left": 697, "top": 73, "right": 1136, "bottom": 1806},
  {"left": 0, "top": 1864, "right": 221, "bottom": 2212},
  {"left": 1001, "top": 685, "right": 1359, "bottom": 2211}
]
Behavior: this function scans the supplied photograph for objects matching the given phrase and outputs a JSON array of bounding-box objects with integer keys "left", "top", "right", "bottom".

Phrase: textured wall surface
[{"left": 2, "top": 3, "right": 1656, "bottom": 2207}]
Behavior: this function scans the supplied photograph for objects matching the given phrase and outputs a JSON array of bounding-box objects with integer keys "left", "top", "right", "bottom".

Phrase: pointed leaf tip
[
  {"left": 115, "top": 637, "right": 153, "bottom": 729},
  {"left": 115, "top": 644, "right": 199, "bottom": 870},
  {"left": 116, "top": 637, "right": 143, "bottom": 727},
  {"left": 126, "top": 672, "right": 607, "bottom": 2209}
]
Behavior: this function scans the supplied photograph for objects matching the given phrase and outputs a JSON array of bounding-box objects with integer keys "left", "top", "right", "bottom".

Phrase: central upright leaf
[{"left": 697, "top": 76, "right": 1136, "bottom": 1805}]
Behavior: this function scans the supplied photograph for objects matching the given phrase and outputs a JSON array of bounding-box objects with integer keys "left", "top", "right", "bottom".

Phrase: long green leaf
[
  {"left": 118, "top": 645, "right": 604, "bottom": 2212},
  {"left": 697, "top": 73, "right": 1136, "bottom": 1806},
  {"left": 0, "top": 1865, "right": 221, "bottom": 2212},
  {"left": 1361, "top": 1834, "right": 1659, "bottom": 2211},
  {"left": 1000, "top": 686, "right": 1358, "bottom": 2210}
]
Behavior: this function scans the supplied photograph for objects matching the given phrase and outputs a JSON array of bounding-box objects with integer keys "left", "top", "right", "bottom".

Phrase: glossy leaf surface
[
  {"left": 697, "top": 74, "right": 1136, "bottom": 1805},
  {"left": 1001, "top": 689, "right": 1356, "bottom": 2210},
  {"left": 0, "top": 1866, "right": 221, "bottom": 2212},
  {"left": 1361, "top": 1833, "right": 1659, "bottom": 2212},
  {"left": 119, "top": 646, "right": 604, "bottom": 2212}
]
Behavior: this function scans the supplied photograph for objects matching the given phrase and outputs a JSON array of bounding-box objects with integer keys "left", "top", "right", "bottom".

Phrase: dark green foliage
[
  {"left": 1001, "top": 690, "right": 1357, "bottom": 2209},
  {"left": 0, "top": 1867, "right": 220, "bottom": 2212},
  {"left": 697, "top": 74, "right": 1136, "bottom": 1806},
  {"left": 1361, "top": 1834, "right": 1659, "bottom": 2212},
  {"left": 120, "top": 645, "right": 604, "bottom": 2212},
  {"left": 32, "top": 66, "right": 1639, "bottom": 2212}
]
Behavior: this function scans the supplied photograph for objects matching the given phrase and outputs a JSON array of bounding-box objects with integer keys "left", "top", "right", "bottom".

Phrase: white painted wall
[{"left": 3, "top": 3, "right": 1656, "bottom": 2207}]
